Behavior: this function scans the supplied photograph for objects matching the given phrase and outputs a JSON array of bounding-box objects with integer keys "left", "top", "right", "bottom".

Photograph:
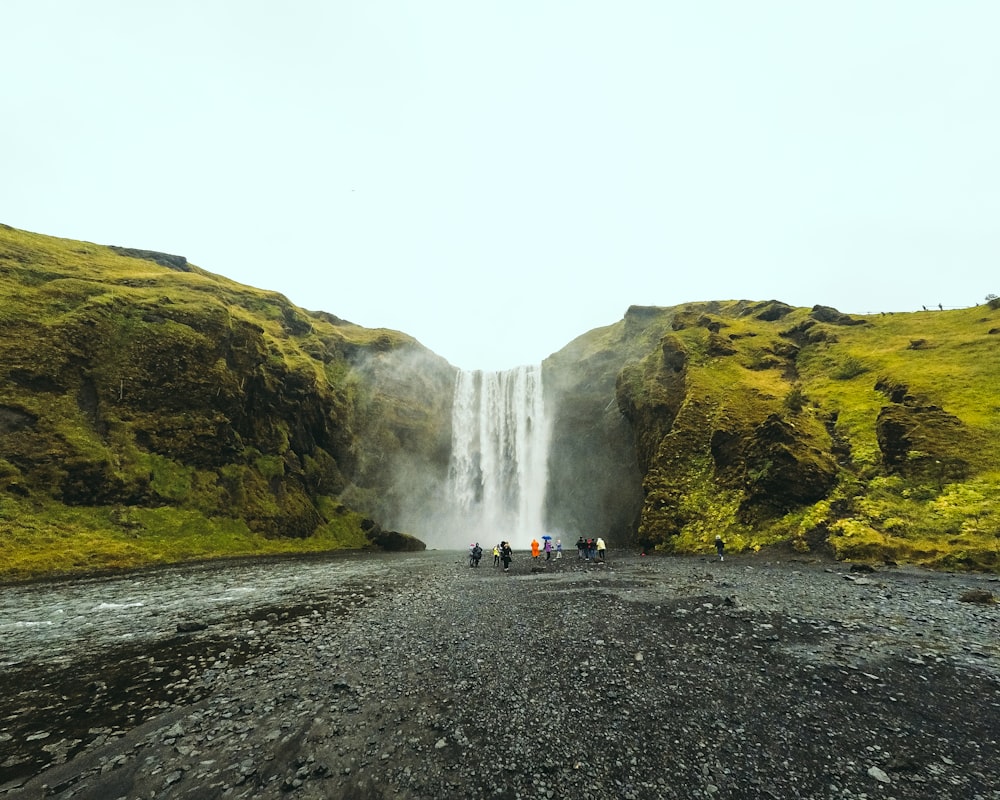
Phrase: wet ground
[
  {"left": 0, "top": 552, "right": 397, "bottom": 789},
  {"left": 1, "top": 551, "right": 998, "bottom": 799}
]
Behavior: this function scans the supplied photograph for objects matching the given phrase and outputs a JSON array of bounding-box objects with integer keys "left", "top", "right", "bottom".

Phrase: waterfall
[{"left": 446, "top": 365, "right": 550, "bottom": 548}]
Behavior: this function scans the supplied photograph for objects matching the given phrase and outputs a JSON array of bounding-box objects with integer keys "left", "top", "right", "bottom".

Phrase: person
[
  {"left": 586, "top": 537, "right": 596, "bottom": 561},
  {"left": 576, "top": 536, "right": 586, "bottom": 559},
  {"left": 714, "top": 534, "right": 725, "bottom": 562},
  {"left": 470, "top": 542, "right": 482, "bottom": 567},
  {"left": 531, "top": 538, "right": 540, "bottom": 560},
  {"left": 555, "top": 539, "right": 563, "bottom": 559},
  {"left": 501, "top": 541, "right": 513, "bottom": 573},
  {"left": 543, "top": 538, "right": 553, "bottom": 560},
  {"left": 596, "top": 536, "right": 606, "bottom": 562},
  {"left": 492, "top": 543, "right": 501, "bottom": 567}
]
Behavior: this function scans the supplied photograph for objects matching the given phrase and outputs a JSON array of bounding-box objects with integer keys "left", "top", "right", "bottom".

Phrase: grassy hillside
[
  {"left": 611, "top": 300, "right": 1000, "bottom": 570},
  {"left": 3, "top": 224, "right": 997, "bottom": 577},
  {"left": 0, "top": 225, "right": 435, "bottom": 580}
]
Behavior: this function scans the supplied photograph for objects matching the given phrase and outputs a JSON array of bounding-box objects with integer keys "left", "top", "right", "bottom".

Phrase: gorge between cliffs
[{"left": 3, "top": 226, "right": 1000, "bottom": 573}]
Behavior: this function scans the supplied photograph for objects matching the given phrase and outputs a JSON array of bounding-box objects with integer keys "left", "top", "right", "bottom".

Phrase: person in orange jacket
[{"left": 530, "top": 538, "right": 540, "bottom": 559}]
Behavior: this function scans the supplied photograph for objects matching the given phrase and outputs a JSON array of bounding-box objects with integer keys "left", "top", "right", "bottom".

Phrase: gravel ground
[{"left": 1, "top": 550, "right": 998, "bottom": 799}]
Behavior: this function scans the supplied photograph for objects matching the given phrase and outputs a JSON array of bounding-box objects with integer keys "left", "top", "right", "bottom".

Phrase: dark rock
[
  {"left": 364, "top": 522, "right": 426, "bottom": 552},
  {"left": 809, "top": 305, "right": 865, "bottom": 326},
  {"left": 624, "top": 305, "right": 664, "bottom": 322},
  {"left": 741, "top": 414, "right": 837, "bottom": 514},
  {"left": 0, "top": 405, "right": 37, "bottom": 434},
  {"left": 958, "top": 589, "right": 995, "bottom": 604},
  {"left": 754, "top": 301, "right": 795, "bottom": 322},
  {"left": 176, "top": 621, "right": 208, "bottom": 633},
  {"left": 710, "top": 429, "right": 744, "bottom": 481},
  {"left": 876, "top": 404, "right": 969, "bottom": 479},
  {"left": 874, "top": 377, "right": 912, "bottom": 404},
  {"left": 109, "top": 246, "right": 189, "bottom": 271},
  {"left": 706, "top": 333, "right": 737, "bottom": 356},
  {"left": 779, "top": 319, "right": 835, "bottom": 345}
]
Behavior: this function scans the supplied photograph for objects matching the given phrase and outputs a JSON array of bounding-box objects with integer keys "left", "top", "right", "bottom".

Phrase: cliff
[
  {"left": 0, "top": 225, "right": 451, "bottom": 578},
  {"left": 543, "top": 299, "right": 1000, "bottom": 570},
  {"left": 3, "top": 224, "right": 998, "bottom": 577}
]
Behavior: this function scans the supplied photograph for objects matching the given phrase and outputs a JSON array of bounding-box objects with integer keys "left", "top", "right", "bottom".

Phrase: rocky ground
[{"left": 1, "top": 550, "right": 998, "bottom": 799}]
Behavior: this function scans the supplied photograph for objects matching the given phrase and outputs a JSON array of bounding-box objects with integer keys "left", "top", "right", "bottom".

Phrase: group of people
[
  {"left": 471, "top": 542, "right": 515, "bottom": 571},
  {"left": 529, "top": 537, "right": 562, "bottom": 560},
  {"left": 526, "top": 536, "right": 609, "bottom": 562},
  {"left": 470, "top": 536, "right": 610, "bottom": 572},
  {"left": 575, "top": 536, "right": 606, "bottom": 561},
  {"left": 470, "top": 534, "right": 725, "bottom": 569}
]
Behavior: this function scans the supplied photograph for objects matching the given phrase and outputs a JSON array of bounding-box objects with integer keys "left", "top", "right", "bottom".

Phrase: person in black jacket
[
  {"left": 714, "top": 535, "right": 725, "bottom": 562},
  {"left": 500, "top": 541, "right": 513, "bottom": 573}
]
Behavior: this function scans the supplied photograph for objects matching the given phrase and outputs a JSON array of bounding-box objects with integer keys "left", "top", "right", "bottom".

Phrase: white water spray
[{"left": 445, "top": 365, "right": 551, "bottom": 548}]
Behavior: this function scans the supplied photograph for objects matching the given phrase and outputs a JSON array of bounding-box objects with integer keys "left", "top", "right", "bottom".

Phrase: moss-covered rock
[
  {"left": 545, "top": 298, "right": 1000, "bottom": 570},
  {"left": 0, "top": 225, "right": 443, "bottom": 577},
  {"left": 3, "top": 225, "right": 999, "bottom": 575}
]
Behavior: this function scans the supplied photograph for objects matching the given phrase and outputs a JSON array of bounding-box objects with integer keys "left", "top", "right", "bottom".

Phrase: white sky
[{"left": 3, "top": 2, "right": 998, "bottom": 371}]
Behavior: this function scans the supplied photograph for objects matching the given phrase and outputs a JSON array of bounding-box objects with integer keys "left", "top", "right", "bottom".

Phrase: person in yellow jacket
[
  {"left": 492, "top": 544, "right": 501, "bottom": 567},
  {"left": 596, "top": 536, "right": 607, "bottom": 562},
  {"left": 530, "top": 538, "right": 540, "bottom": 560}
]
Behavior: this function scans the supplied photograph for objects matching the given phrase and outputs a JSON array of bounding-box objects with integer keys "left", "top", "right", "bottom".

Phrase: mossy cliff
[
  {"left": 3, "top": 225, "right": 998, "bottom": 577},
  {"left": 0, "top": 225, "right": 451, "bottom": 578},
  {"left": 543, "top": 300, "right": 1000, "bottom": 570}
]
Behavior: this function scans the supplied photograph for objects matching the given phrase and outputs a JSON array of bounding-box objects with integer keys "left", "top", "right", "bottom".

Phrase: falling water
[{"left": 446, "top": 365, "right": 550, "bottom": 548}]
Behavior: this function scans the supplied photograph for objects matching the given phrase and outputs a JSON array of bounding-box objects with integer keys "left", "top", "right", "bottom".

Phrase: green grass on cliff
[
  {"left": 619, "top": 300, "right": 1000, "bottom": 571},
  {"left": 795, "top": 306, "right": 1000, "bottom": 569},
  {"left": 0, "top": 225, "right": 410, "bottom": 581},
  {"left": 0, "top": 495, "right": 370, "bottom": 582}
]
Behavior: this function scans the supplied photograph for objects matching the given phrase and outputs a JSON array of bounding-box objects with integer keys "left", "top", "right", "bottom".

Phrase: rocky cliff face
[
  {"left": 0, "top": 226, "right": 451, "bottom": 556},
  {"left": 3, "top": 225, "right": 999, "bottom": 573},
  {"left": 544, "top": 299, "right": 999, "bottom": 570}
]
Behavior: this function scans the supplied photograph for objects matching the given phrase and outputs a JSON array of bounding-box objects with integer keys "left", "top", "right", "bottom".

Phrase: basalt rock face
[
  {"left": 739, "top": 413, "right": 838, "bottom": 515},
  {"left": 542, "top": 311, "right": 650, "bottom": 543},
  {"left": 548, "top": 297, "right": 999, "bottom": 570},
  {"left": 0, "top": 226, "right": 451, "bottom": 546},
  {"left": 543, "top": 301, "right": 845, "bottom": 552},
  {"left": 874, "top": 379, "right": 973, "bottom": 483},
  {"left": 542, "top": 300, "right": 840, "bottom": 548}
]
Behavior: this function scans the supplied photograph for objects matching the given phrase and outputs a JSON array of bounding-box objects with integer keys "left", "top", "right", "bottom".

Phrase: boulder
[{"left": 741, "top": 414, "right": 837, "bottom": 514}]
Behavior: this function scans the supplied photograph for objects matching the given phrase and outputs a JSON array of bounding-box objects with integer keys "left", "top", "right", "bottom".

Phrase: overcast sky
[{"left": 4, "top": 2, "right": 998, "bottom": 371}]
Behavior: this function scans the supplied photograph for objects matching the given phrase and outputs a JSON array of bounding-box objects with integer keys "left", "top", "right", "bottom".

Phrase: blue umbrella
[{"left": 541, "top": 534, "right": 552, "bottom": 541}]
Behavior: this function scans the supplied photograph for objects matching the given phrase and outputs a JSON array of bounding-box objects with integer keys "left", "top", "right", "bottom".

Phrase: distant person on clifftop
[{"left": 715, "top": 535, "right": 725, "bottom": 562}]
